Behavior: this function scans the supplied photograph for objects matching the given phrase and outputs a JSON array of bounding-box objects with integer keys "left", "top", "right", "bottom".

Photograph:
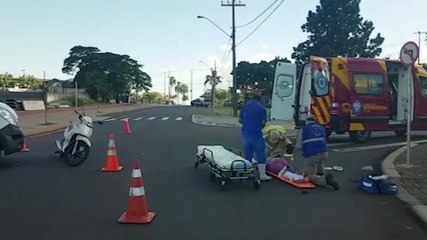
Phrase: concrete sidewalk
[
  {"left": 18, "top": 104, "right": 158, "bottom": 137},
  {"left": 382, "top": 143, "right": 427, "bottom": 228}
]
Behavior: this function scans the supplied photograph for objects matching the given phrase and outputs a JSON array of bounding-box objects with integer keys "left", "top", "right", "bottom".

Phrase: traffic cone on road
[
  {"left": 20, "top": 141, "right": 30, "bottom": 152},
  {"left": 123, "top": 118, "right": 132, "bottom": 135},
  {"left": 118, "top": 161, "right": 156, "bottom": 224},
  {"left": 101, "top": 134, "right": 123, "bottom": 172}
]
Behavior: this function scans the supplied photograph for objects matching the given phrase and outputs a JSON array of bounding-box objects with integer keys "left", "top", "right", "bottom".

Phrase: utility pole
[
  {"left": 43, "top": 71, "right": 48, "bottom": 124},
  {"left": 414, "top": 31, "right": 427, "bottom": 64},
  {"left": 190, "top": 69, "right": 193, "bottom": 101},
  {"left": 75, "top": 80, "right": 78, "bottom": 111},
  {"left": 222, "top": 0, "right": 245, "bottom": 117},
  {"left": 163, "top": 72, "right": 167, "bottom": 100},
  {"left": 168, "top": 71, "right": 171, "bottom": 104}
]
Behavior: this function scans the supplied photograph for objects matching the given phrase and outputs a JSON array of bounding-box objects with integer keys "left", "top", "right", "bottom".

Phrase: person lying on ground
[{"left": 266, "top": 157, "right": 309, "bottom": 182}]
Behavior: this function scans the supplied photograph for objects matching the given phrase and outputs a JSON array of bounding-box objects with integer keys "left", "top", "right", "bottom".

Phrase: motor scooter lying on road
[{"left": 55, "top": 110, "right": 103, "bottom": 166}]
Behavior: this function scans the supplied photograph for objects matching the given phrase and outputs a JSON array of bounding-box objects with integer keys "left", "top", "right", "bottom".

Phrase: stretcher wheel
[
  {"left": 220, "top": 180, "right": 226, "bottom": 191},
  {"left": 194, "top": 161, "right": 199, "bottom": 168},
  {"left": 253, "top": 179, "right": 261, "bottom": 190}
]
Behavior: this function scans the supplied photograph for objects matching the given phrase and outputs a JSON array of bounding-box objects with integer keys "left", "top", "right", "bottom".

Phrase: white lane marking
[
  {"left": 133, "top": 117, "right": 142, "bottom": 120},
  {"left": 332, "top": 140, "right": 427, "bottom": 153},
  {"left": 328, "top": 142, "right": 352, "bottom": 147},
  {"left": 104, "top": 118, "right": 116, "bottom": 122},
  {"left": 119, "top": 118, "right": 127, "bottom": 121},
  {"left": 161, "top": 117, "right": 169, "bottom": 120},
  {"left": 176, "top": 117, "right": 183, "bottom": 121},
  {"left": 147, "top": 117, "right": 156, "bottom": 120}
]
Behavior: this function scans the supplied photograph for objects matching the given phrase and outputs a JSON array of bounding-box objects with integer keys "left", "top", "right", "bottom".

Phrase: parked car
[
  {"left": 191, "top": 98, "right": 209, "bottom": 107},
  {"left": 0, "top": 102, "right": 24, "bottom": 158}
]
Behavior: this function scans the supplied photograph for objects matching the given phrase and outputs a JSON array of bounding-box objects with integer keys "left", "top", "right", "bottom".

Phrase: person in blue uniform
[
  {"left": 296, "top": 114, "right": 339, "bottom": 190},
  {"left": 239, "top": 94, "right": 271, "bottom": 181}
]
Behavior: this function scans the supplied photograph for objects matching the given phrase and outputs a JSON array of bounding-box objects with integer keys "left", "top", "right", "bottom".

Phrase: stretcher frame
[{"left": 195, "top": 147, "right": 261, "bottom": 191}]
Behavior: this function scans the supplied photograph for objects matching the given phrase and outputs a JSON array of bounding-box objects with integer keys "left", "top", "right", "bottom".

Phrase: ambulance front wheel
[{"left": 349, "top": 130, "right": 371, "bottom": 143}]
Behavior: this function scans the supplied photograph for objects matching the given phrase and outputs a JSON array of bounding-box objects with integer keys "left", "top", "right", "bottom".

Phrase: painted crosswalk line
[
  {"left": 147, "top": 117, "right": 156, "bottom": 120},
  {"left": 133, "top": 117, "right": 142, "bottom": 120},
  {"left": 161, "top": 117, "right": 170, "bottom": 120},
  {"left": 331, "top": 140, "right": 427, "bottom": 153},
  {"left": 104, "top": 118, "right": 116, "bottom": 122},
  {"left": 175, "top": 117, "right": 183, "bottom": 121}
]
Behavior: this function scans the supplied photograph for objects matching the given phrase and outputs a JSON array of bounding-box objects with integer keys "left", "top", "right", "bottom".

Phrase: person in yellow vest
[{"left": 262, "top": 125, "right": 294, "bottom": 161}]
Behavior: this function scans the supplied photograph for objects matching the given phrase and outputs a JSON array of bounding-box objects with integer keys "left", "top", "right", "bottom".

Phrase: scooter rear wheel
[{"left": 64, "top": 141, "right": 90, "bottom": 166}]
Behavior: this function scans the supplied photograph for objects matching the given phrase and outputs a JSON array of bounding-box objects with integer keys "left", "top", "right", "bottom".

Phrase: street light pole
[
  {"left": 75, "top": 80, "right": 78, "bottom": 111},
  {"left": 231, "top": 3, "right": 238, "bottom": 117},
  {"left": 222, "top": 0, "right": 245, "bottom": 117},
  {"left": 163, "top": 72, "right": 167, "bottom": 100},
  {"left": 414, "top": 31, "right": 427, "bottom": 64},
  {"left": 190, "top": 69, "right": 193, "bottom": 101}
]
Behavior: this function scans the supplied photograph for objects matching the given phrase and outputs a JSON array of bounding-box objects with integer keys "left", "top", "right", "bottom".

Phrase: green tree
[
  {"left": 175, "top": 82, "right": 189, "bottom": 104},
  {"left": 16, "top": 75, "right": 44, "bottom": 89},
  {"left": 0, "top": 73, "right": 13, "bottom": 89},
  {"left": 168, "top": 76, "right": 177, "bottom": 101},
  {"left": 215, "top": 89, "right": 230, "bottom": 101},
  {"left": 62, "top": 46, "right": 152, "bottom": 103},
  {"left": 235, "top": 57, "right": 291, "bottom": 96},
  {"left": 292, "top": 0, "right": 384, "bottom": 65},
  {"left": 142, "top": 92, "right": 164, "bottom": 104}
]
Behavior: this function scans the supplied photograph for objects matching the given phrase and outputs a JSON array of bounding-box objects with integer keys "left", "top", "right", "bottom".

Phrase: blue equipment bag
[{"left": 360, "top": 175, "right": 397, "bottom": 195}]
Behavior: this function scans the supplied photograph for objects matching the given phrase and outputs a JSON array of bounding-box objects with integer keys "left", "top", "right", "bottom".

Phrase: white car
[{"left": 0, "top": 102, "right": 24, "bottom": 157}]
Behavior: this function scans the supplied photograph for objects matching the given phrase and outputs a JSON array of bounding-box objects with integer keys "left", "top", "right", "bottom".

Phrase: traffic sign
[{"left": 400, "top": 41, "right": 419, "bottom": 66}]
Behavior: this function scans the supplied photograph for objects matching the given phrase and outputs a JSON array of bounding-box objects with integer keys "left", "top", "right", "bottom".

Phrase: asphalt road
[{"left": 0, "top": 106, "right": 426, "bottom": 240}]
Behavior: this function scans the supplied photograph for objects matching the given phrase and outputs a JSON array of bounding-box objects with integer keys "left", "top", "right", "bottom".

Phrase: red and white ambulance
[{"left": 273, "top": 56, "right": 427, "bottom": 142}]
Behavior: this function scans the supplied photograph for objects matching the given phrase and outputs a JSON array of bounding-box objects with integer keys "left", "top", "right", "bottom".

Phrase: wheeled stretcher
[{"left": 195, "top": 145, "right": 260, "bottom": 190}]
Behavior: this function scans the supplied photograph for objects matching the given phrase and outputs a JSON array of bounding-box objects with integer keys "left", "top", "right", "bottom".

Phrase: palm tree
[
  {"left": 175, "top": 82, "right": 189, "bottom": 104},
  {"left": 204, "top": 74, "right": 221, "bottom": 105},
  {"left": 168, "top": 76, "right": 177, "bottom": 103}
]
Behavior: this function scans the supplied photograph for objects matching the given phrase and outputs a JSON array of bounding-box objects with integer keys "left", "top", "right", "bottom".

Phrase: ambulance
[{"left": 272, "top": 56, "right": 427, "bottom": 143}]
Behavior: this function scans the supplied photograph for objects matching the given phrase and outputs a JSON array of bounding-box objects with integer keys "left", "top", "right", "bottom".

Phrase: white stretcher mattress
[{"left": 197, "top": 145, "right": 253, "bottom": 170}]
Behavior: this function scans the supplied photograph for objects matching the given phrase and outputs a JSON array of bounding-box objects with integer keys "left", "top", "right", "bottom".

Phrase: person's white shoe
[{"left": 258, "top": 164, "right": 272, "bottom": 181}]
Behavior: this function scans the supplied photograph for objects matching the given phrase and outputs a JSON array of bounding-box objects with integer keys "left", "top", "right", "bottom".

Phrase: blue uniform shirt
[{"left": 240, "top": 101, "right": 267, "bottom": 136}]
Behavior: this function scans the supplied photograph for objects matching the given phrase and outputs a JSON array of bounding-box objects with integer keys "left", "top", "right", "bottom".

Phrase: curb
[
  {"left": 191, "top": 115, "right": 240, "bottom": 128},
  {"left": 23, "top": 108, "right": 153, "bottom": 138},
  {"left": 190, "top": 115, "right": 299, "bottom": 138},
  {"left": 25, "top": 125, "right": 66, "bottom": 138},
  {"left": 24, "top": 116, "right": 115, "bottom": 138},
  {"left": 381, "top": 144, "right": 427, "bottom": 228}
]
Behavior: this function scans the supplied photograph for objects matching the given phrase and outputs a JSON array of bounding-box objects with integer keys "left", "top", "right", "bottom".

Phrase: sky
[{"left": 1, "top": 0, "right": 426, "bottom": 103}]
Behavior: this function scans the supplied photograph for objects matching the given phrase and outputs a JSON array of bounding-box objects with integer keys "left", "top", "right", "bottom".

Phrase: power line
[
  {"left": 236, "top": 0, "right": 279, "bottom": 29},
  {"left": 236, "top": 0, "right": 285, "bottom": 46},
  {"left": 219, "top": 37, "right": 232, "bottom": 70}
]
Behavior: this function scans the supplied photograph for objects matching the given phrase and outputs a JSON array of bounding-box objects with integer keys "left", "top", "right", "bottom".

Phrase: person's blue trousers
[{"left": 242, "top": 134, "right": 266, "bottom": 164}]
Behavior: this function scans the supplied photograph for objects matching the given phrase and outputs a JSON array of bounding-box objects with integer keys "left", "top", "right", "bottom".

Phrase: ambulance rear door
[{"left": 295, "top": 56, "right": 331, "bottom": 127}]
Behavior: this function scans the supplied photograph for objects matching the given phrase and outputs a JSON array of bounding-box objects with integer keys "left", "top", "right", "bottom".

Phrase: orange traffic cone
[
  {"left": 123, "top": 118, "right": 132, "bottom": 135},
  {"left": 101, "top": 134, "right": 123, "bottom": 172},
  {"left": 118, "top": 161, "right": 156, "bottom": 224},
  {"left": 20, "top": 141, "right": 30, "bottom": 152}
]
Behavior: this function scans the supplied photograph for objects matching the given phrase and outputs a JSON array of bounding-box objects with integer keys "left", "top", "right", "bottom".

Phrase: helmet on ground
[{"left": 266, "top": 158, "right": 288, "bottom": 174}]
